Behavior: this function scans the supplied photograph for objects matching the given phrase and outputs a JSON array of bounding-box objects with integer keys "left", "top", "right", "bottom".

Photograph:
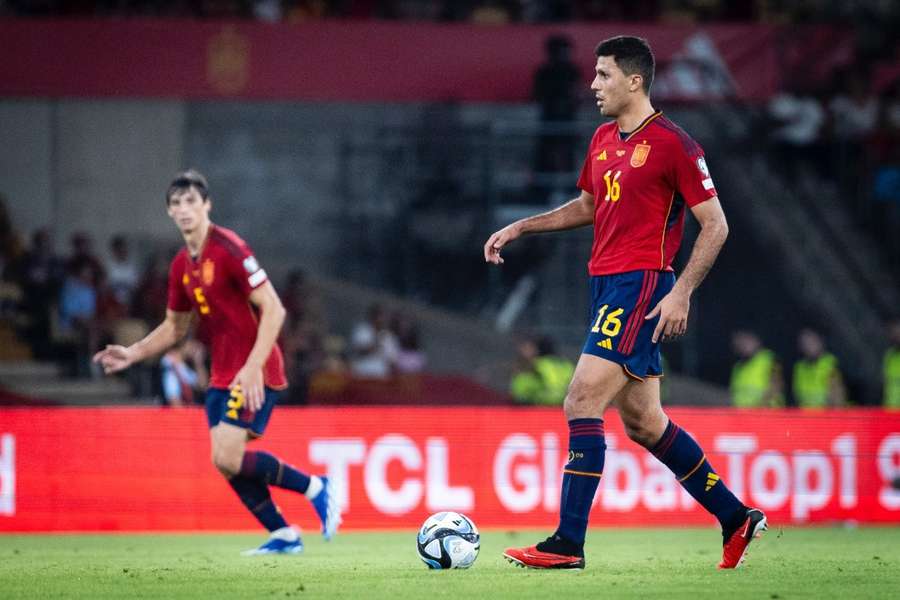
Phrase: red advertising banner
[
  {"left": 0, "top": 19, "right": 785, "bottom": 102},
  {"left": 1, "top": 407, "right": 898, "bottom": 532}
]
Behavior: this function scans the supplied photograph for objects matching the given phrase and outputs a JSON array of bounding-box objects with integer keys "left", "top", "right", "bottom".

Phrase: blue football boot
[
  {"left": 241, "top": 527, "right": 303, "bottom": 556},
  {"left": 310, "top": 476, "right": 342, "bottom": 541}
]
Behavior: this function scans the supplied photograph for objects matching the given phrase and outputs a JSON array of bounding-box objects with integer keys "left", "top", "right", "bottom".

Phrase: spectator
[
  {"left": 0, "top": 194, "right": 24, "bottom": 279},
  {"left": 58, "top": 262, "right": 99, "bottom": 377},
  {"left": 132, "top": 251, "right": 172, "bottom": 325},
  {"left": 349, "top": 303, "right": 398, "bottom": 379},
  {"left": 510, "top": 335, "right": 574, "bottom": 405},
  {"left": 767, "top": 84, "right": 827, "bottom": 177},
  {"left": 792, "top": 328, "right": 847, "bottom": 408},
  {"left": 66, "top": 231, "right": 104, "bottom": 287},
  {"left": 105, "top": 235, "right": 139, "bottom": 309},
  {"left": 0, "top": 195, "right": 25, "bottom": 319},
  {"left": 17, "top": 228, "right": 65, "bottom": 358},
  {"left": 729, "top": 330, "right": 784, "bottom": 407},
  {"left": 391, "top": 312, "right": 426, "bottom": 374},
  {"left": 160, "top": 338, "right": 209, "bottom": 407},
  {"left": 884, "top": 319, "right": 900, "bottom": 410},
  {"left": 532, "top": 34, "right": 581, "bottom": 194}
]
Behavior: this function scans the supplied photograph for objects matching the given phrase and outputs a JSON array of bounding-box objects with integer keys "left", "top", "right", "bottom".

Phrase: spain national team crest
[
  {"left": 201, "top": 259, "right": 215, "bottom": 286},
  {"left": 630, "top": 143, "right": 651, "bottom": 168}
]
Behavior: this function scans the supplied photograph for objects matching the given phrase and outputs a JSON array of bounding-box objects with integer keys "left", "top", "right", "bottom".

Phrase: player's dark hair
[
  {"left": 595, "top": 36, "right": 655, "bottom": 93},
  {"left": 166, "top": 169, "right": 209, "bottom": 205}
]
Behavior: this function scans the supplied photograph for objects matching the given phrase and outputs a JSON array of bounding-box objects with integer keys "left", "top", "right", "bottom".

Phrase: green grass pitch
[{"left": 1, "top": 527, "right": 898, "bottom": 599}]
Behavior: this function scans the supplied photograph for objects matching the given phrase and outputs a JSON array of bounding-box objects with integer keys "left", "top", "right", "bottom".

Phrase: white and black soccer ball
[{"left": 416, "top": 511, "right": 480, "bottom": 569}]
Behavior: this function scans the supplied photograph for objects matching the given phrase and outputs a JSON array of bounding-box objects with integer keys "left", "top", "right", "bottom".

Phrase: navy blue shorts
[
  {"left": 581, "top": 270, "right": 675, "bottom": 380},
  {"left": 205, "top": 386, "right": 278, "bottom": 437}
]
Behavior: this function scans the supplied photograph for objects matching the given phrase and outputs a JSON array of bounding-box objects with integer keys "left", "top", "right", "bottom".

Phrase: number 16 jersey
[{"left": 576, "top": 111, "right": 718, "bottom": 276}]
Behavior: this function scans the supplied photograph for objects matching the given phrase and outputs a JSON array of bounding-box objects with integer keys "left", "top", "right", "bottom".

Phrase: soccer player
[
  {"left": 485, "top": 36, "right": 766, "bottom": 570},
  {"left": 93, "top": 170, "right": 340, "bottom": 555}
]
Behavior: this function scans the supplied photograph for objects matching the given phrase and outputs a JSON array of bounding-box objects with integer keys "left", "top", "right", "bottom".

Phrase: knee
[
  {"left": 621, "top": 412, "right": 668, "bottom": 449},
  {"left": 563, "top": 377, "right": 602, "bottom": 420},
  {"left": 211, "top": 447, "right": 243, "bottom": 478},
  {"left": 623, "top": 421, "right": 657, "bottom": 448}
]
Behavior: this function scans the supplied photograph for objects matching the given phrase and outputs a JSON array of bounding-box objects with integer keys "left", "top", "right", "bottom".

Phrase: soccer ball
[{"left": 416, "top": 511, "right": 480, "bottom": 569}]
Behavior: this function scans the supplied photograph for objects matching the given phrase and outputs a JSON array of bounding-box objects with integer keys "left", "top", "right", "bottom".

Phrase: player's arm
[
  {"left": 93, "top": 309, "right": 194, "bottom": 374},
  {"left": 646, "top": 197, "right": 729, "bottom": 343},
  {"left": 484, "top": 190, "right": 595, "bottom": 264},
  {"left": 229, "top": 280, "right": 286, "bottom": 412}
]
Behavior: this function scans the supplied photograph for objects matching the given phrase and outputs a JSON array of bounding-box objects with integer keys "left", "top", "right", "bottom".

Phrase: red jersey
[
  {"left": 167, "top": 224, "right": 287, "bottom": 390},
  {"left": 576, "top": 111, "right": 718, "bottom": 275}
]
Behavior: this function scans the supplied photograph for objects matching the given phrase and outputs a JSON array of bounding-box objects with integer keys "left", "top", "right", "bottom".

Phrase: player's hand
[
  {"left": 230, "top": 364, "right": 265, "bottom": 412},
  {"left": 92, "top": 344, "right": 135, "bottom": 375},
  {"left": 483, "top": 223, "right": 522, "bottom": 265},
  {"left": 645, "top": 289, "right": 690, "bottom": 343}
]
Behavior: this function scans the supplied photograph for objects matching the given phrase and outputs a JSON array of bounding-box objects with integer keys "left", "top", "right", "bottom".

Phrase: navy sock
[
  {"left": 557, "top": 418, "right": 606, "bottom": 546},
  {"left": 651, "top": 420, "right": 745, "bottom": 529},
  {"left": 228, "top": 475, "right": 288, "bottom": 532},
  {"left": 241, "top": 451, "right": 312, "bottom": 495}
]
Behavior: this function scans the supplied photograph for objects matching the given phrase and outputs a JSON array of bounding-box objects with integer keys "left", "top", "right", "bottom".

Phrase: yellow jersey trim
[{"left": 624, "top": 111, "right": 663, "bottom": 142}]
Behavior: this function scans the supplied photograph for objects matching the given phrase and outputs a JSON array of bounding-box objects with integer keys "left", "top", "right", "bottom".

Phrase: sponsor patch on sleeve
[
  {"left": 696, "top": 156, "right": 710, "bottom": 177},
  {"left": 243, "top": 256, "right": 260, "bottom": 274},
  {"left": 702, "top": 178, "right": 716, "bottom": 190}
]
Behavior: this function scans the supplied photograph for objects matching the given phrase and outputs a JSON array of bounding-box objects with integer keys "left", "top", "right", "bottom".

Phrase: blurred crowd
[
  {"left": 0, "top": 200, "right": 427, "bottom": 405},
  {"left": 766, "top": 70, "right": 900, "bottom": 268},
  {"left": 728, "top": 325, "right": 900, "bottom": 410},
  {"left": 509, "top": 325, "right": 900, "bottom": 409},
  {"left": 3, "top": 0, "right": 900, "bottom": 25}
]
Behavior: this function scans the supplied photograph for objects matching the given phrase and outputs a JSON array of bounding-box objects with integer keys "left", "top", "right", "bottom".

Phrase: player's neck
[
  {"left": 615, "top": 99, "right": 656, "bottom": 136},
  {"left": 183, "top": 220, "right": 211, "bottom": 257}
]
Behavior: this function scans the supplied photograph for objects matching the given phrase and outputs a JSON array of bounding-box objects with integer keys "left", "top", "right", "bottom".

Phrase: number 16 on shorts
[{"left": 591, "top": 304, "right": 623, "bottom": 350}]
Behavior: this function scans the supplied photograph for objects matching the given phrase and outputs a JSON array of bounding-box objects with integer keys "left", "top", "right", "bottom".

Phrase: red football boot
[
  {"left": 503, "top": 535, "right": 585, "bottom": 570},
  {"left": 718, "top": 508, "right": 768, "bottom": 569}
]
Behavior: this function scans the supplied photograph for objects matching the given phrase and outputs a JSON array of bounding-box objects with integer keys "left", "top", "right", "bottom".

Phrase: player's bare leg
[
  {"left": 615, "top": 378, "right": 767, "bottom": 569},
  {"left": 210, "top": 422, "right": 248, "bottom": 477},
  {"left": 612, "top": 377, "right": 667, "bottom": 448},
  {"left": 211, "top": 418, "right": 341, "bottom": 552},
  {"left": 504, "top": 354, "right": 628, "bottom": 569},
  {"left": 210, "top": 423, "right": 303, "bottom": 555}
]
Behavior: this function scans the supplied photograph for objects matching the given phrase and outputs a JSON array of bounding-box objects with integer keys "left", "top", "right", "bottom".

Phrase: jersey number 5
[
  {"left": 193, "top": 287, "right": 211, "bottom": 315},
  {"left": 603, "top": 170, "right": 622, "bottom": 202}
]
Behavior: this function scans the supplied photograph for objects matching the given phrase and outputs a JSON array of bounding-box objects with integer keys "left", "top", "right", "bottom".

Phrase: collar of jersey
[{"left": 620, "top": 110, "right": 662, "bottom": 142}]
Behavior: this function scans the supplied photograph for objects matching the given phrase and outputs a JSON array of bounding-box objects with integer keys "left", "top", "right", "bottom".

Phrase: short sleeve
[
  {"left": 225, "top": 240, "right": 269, "bottom": 297},
  {"left": 167, "top": 254, "right": 192, "bottom": 312},
  {"left": 672, "top": 141, "right": 718, "bottom": 207},
  {"left": 576, "top": 150, "right": 594, "bottom": 195},
  {"left": 576, "top": 128, "right": 603, "bottom": 195}
]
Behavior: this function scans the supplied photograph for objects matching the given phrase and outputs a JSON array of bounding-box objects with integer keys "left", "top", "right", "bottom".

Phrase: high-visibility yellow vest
[
  {"left": 511, "top": 356, "right": 575, "bottom": 406},
  {"left": 885, "top": 348, "right": 900, "bottom": 410},
  {"left": 730, "top": 349, "right": 781, "bottom": 408},
  {"left": 793, "top": 353, "right": 840, "bottom": 409}
]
